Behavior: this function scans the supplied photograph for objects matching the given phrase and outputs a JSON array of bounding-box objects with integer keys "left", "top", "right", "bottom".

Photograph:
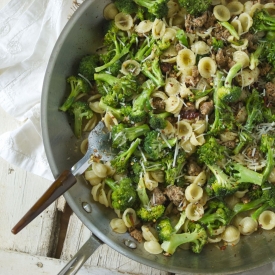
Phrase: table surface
[{"left": 0, "top": 1, "right": 274, "bottom": 274}]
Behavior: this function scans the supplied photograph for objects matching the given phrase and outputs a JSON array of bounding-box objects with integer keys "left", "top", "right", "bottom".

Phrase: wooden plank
[
  {"left": 0, "top": 106, "right": 59, "bottom": 256},
  {"left": 0, "top": 156, "right": 59, "bottom": 256},
  {"left": 0, "top": 249, "right": 128, "bottom": 275},
  {"left": 61, "top": 213, "right": 169, "bottom": 275}
]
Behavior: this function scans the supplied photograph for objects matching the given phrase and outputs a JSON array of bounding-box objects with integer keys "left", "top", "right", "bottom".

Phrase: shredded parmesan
[{"left": 78, "top": 73, "right": 93, "bottom": 88}]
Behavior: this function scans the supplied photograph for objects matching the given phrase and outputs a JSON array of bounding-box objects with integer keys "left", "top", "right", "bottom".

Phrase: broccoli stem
[
  {"left": 94, "top": 73, "right": 117, "bottom": 86},
  {"left": 220, "top": 21, "right": 240, "bottom": 40},
  {"left": 104, "top": 178, "right": 118, "bottom": 191},
  {"left": 249, "top": 44, "right": 265, "bottom": 70},
  {"left": 250, "top": 203, "right": 269, "bottom": 221},
  {"left": 137, "top": 175, "right": 150, "bottom": 206},
  {"left": 224, "top": 62, "right": 242, "bottom": 88},
  {"left": 231, "top": 163, "right": 263, "bottom": 186},
  {"left": 161, "top": 231, "right": 201, "bottom": 255},
  {"left": 233, "top": 198, "right": 264, "bottom": 216},
  {"left": 124, "top": 124, "right": 150, "bottom": 141}
]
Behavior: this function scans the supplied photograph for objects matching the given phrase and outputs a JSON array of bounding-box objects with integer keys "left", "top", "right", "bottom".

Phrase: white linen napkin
[{"left": 0, "top": 0, "right": 80, "bottom": 180}]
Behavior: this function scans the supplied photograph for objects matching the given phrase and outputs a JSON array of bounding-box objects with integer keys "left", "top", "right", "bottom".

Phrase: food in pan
[{"left": 59, "top": 0, "right": 275, "bottom": 255}]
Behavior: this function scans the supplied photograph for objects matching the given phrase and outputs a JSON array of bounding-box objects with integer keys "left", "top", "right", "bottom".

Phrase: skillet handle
[
  {"left": 11, "top": 170, "right": 77, "bottom": 234},
  {"left": 58, "top": 234, "right": 103, "bottom": 275}
]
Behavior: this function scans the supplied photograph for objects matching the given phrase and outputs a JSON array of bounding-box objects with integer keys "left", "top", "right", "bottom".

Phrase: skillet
[{"left": 41, "top": 0, "right": 275, "bottom": 273}]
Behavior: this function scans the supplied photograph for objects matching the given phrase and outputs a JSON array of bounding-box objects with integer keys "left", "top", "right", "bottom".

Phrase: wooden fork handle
[{"left": 11, "top": 170, "right": 76, "bottom": 235}]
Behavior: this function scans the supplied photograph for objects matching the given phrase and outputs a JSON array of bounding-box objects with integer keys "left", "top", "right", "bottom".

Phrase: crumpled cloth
[{"left": 0, "top": 0, "right": 78, "bottom": 180}]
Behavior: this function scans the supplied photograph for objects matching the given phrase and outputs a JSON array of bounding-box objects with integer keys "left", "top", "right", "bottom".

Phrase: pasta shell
[
  {"left": 177, "top": 49, "right": 196, "bottom": 70},
  {"left": 197, "top": 57, "right": 217, "bottom": 79},
  {"left": 103, "top": 3, "right": 118, "bottom": 20},
  {"left": 152, "top": 19, "right": 166, "bottom": 39},
  {"left": 135, "top": 20, "right": 153, "bottom": 34},
  {"left": 213, "top": 5, "right": 231, "bottom": 22},
  {"left": 226, "top": 1, "right": 244, "bottom": 15},
  {"left": 114, "top": 13, "right": 133, "bottom": 31}
]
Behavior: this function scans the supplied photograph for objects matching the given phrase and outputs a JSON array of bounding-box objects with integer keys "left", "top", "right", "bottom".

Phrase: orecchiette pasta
[
  {"left": 135, "top": 20, "right": 153, "bottom": 34},
  {"left": 213, "top": 5, "right": 231, "bottom": 21},
  {"left": 114, "top": 13, "right": 133, "bottom": 31},
  {"left": 141, "top": 225, "right": 159, "bottom": 241},
  {"left": 122, "top": 208, "right": 138, "bottom": 227},
  {"left": 152, "top": 19, "right": 166, "bottom": 39},
  {"left": 176, "top": 120, "right": 193, "bottom": 140},
  {"left": 103, "top": 2, "right": 118, "bottom": 20},
  {"left": 238, "top": 217, "right": 258, "bottom": 235},
  {"left": 165, "top": 77, "right": 182, "bottom": 96},
  {"left": 197, "top": 57, "right": 217, "bottom": 79},
  {"left": 110, "top": 218, "right": 127, "bottom": 233},
  {"left": 120, "top": 60, "right": 141, "bottom": 76},
  {"left": 144, "top": 240, "right": 163, "bottom": 254},
  {"left": 258, "top": 211, "right": 275, "bottom": 230},
  {"left": 238, "top": 12, "right": 253, "bottom": 33},
  {"left": 144, "top": 172, "right": 158, "bottom": 190},
  {"left": 221, "top": 225, "right": 240, "bottom": 244},
  {"left": 191, "top": 41, "right": 210, "bottom": 55},
  {"left": 177, "top": 49, "right": 196, "bottom": 70},
  {"left": 231, "top": 20, "right": 243, "bottom": 36},
  {"left": 233, "top": 50, "right": 250, "bottom": 68},
  {"left": 165, "top": 95, "right": 184, "bottom": 115},
  {"left": 226, "top": 1, "right": 243, "bottom": 15},
  {"left": 185, "top": 183, "right": 203, "bottom": 203},
  {"left": 185, "top": 202, "right": 204, "bottom": 221}
]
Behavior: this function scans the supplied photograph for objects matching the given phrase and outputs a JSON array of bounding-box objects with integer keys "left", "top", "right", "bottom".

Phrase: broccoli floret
[
  {"left": 162, "top": 150, "right": 186, "bottom": 186},
  {"left": 197, "top": 136, "right": 226, "bottom": 165},
  {"left": 98, "top": 99, "right": 131, "bottom": 121},
  {"left": 211, "top": 37, "right": 224, "bottom": 51},
  {"left": 229, "top": 162, "right": 263, "bottom": 186},
  {"left": 260, "top": 134, "right": 275, "bottom": 183},
  {"left": 243, "top": 89, "right": 264, "bottom": 132},
  {"left": 217, "top": 62, "right": 243, "bottom": 103},
  {"left": 111, "top": 123, "right": 150, "bottom": 148},
  {"left": 208, "top": 164, "right": 239, "bottom": 197},
  {"left": 210, "top": 71, "right": 236, "bottom": 134},
  {"left": 59, "top": 76, "right": 90, "bottom": 112},
  {"left": 113, "top": 0, "right": 138, "bottom": 14},
  {"left": 69, "top": 101, "right": 93, "bottom": 139},
  {"left": 178, "top": 0, "right": 211, "bottom": 16},
  {"left": 161, "top": 222, "right": 208, "bottom": 254},
  {"left": 199, "top": 199, "right": 232, "bottom": 236},
  {"left": 197, "top": 138, "right": 239, "bottom": 196},
  {"left": 94, "top": 73, "right": 138, "bottom": 107},
  {"left": 141, "top": 58, "right": 165, "bottom": 87},
  {"left": 266, "top": 42, "right": 275, "bottom": 69},
  {"left": 176, "top": 29, "right": 189, "bottom": 47},
  {"left": 129, "top": 157, "right": 166, "bottom": 183},
  {"left": 251, "top": 9, "right": 275, "bottom": 33},
  {"left": 156, "top": 211, "right": 186, "bottom": 242},
  {"left": 129, "top": 80, "right": 156, "bottom": 123},
  {"left": 148, "top": 111, "right": 171, "bottom": 129},
  {"left": 143, "top": 130, "right": 177, "bottom": 160},
  {"left": 78, "top": 54, "right": 100, "bottom": 81},
  {"left": 104, "top": 177, "right": 137, "bottom": 211},
  {"left": 136, "top": 176, "right": 165, "bottom": 222},
  {"left": 111, "top": 138, "right": 141, "bottom": 173},
  {"left": 95, "top": 31, "right": 137, "bottom": 73},
  {"left": 133, "top": 0, "right": 168, "bottom": 19},
  {"left": 134, "top": 36, "right": 155, "bottom": 62}
]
